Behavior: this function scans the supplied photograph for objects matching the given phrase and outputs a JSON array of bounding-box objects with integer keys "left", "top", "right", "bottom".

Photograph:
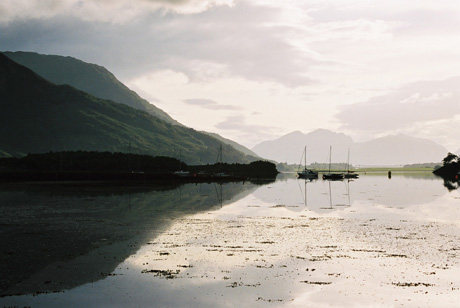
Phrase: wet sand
[{"left": 123, "top": 210, "right": 460, "bottom": 307}]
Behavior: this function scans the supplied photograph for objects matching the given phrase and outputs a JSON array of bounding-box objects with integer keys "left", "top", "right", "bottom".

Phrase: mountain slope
[
  {"left": 0, "top": 53, "right": 257, "bottom": 164},
  {"left": 202, "top": 131, "right": 260, "bottom": 158},
  {"left": 354, "top": 134, "right": 447, "bottom": 166},
  {"left": 3, "top": 51, "right": 180, "bottom": 126},
  {"left": 252, "top": 129, "right": 447, "bottom": 166},
  {"left": 3, "top": 51, "right": 258, "bottom": 159}
]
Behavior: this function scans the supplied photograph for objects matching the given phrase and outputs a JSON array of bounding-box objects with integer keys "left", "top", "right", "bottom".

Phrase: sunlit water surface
[{"left": 1, "top": 172, "right": 460, "bottom": 308}]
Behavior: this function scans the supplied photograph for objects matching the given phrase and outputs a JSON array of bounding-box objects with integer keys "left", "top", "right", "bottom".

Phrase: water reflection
[
  {"left": 251, "top": 172, "right": 448, "bottom": 213},
  {"left": 441, "top": 178, "right": 460, "bottom": 191},
  {"left": 2, "top": 172, "right": 460, "bottom": 308},
  {"left": 0, "top": 181, "right": 262, "bottom": 297}
]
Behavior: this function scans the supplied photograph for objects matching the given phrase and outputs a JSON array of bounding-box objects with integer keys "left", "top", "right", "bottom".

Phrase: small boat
[
  {"left": 323, "top": 173, "right": 345, "bottom": 180},
  {"left": 214, "top": 172, "right": 230, "bottom": 178},
  {"left": 173, "top": 170, "right": 190, "bottom": 177},
  {"left": 344, "top": 171, "right": 359, "bottom": 179},
  {"left": 322, "top": 146, "right": 344, "bottom": 181},
  {"left": 343, "top": 149, "right": 359, "bottom": 179},
  {"left": 297, "top": 146, "right": 318, "bottom": 179},
  {"left": 298, "top": 168, "right": 319, "bottom": 179}
]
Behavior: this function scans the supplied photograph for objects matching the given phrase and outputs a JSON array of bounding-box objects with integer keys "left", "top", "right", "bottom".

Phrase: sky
[{"left": 1, "top": 0, "right": 460, "bottom": 151}]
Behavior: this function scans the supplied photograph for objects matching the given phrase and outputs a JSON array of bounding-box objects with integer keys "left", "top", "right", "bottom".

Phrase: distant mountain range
[
  {"left": 252, "top": 129, "right": 448, "bottom": 166},
  {"left": 0, "top": 52, "right": 258, "bottom": 164}
]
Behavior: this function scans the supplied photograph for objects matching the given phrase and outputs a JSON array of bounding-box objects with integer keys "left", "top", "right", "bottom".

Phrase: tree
[{"left": 442, "top": 152, "right": 459, "bottom": 166}]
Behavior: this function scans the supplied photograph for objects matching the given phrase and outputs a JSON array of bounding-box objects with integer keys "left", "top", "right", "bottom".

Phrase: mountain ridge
[
  {"left": 3, "top": 51, "right": 258, "bottom": 160},
  {"left": 0, "top": 52, "right": 258, "bottom": 164},
  {"left": 252, "top": 129, "right": 448, "bottom": 166},
  {"left": 3, "top": 51, "right": 181, "bottom": 126}
]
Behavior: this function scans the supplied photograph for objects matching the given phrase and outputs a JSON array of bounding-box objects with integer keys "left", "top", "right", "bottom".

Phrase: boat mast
[
  {"left": 347, "top": 148, "right": 350, "bottom": 173},
  {"left": 328, "top": 145, "right": 332, "bottom": 174},
  {"left": 304, "top": 146, "right": 307, "bottom": 170}
]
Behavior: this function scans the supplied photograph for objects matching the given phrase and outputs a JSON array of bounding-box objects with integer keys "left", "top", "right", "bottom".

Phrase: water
[{"left": 1, "top": 172, "right": 460, "bottom": 307}]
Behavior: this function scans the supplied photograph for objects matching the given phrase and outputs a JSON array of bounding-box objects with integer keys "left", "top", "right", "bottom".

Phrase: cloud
[
  {"left": 0, "top": 0, "right": 322, "bottom": 87},
  {"left": 0, "top": 0, "right": 235, "bottom": 24},
  {"left": 215, "top": 115, "right": 279, "bottom": 147},
  {"left": 183, "top": 98, "right": 240, "bottom": 110},
  {"left": 336, "top": 76, "right": 460, "bottom": 133}
]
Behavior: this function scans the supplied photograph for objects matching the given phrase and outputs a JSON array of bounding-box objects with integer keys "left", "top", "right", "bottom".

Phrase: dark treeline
[
  {"left": 0, "top": 151, "right": 184, "bottom": 173},
  {"left": 0, "top": 151, "right": 277, "bottom": 181},
  {"left": 433, "top": 152, "right": 459, "bottom": 178},
  {"left": 189, "top": 160, "right": 278, "bottom": 178},
  {"left": 433, "top": 152, "right": 460, "bottom": 191}
]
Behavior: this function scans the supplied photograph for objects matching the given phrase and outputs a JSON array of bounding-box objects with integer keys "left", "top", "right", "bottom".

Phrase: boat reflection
[
  {"left": 251, "top": 172, "right": 448, "bottom": 214},
  {"left": 298, "top": 177, "right": 354, "bottom": 210}
]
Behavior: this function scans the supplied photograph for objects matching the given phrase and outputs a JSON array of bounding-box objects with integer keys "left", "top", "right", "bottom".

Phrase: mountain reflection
[
  {"left": 252, "top": 172, "right": 448, "bottom": 211},
  {"left": 0, "top": 181, "right": 262, "bottom": 296}
]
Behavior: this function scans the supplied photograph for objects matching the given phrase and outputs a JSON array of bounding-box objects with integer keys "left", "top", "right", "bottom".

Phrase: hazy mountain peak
[
  {"left": 307, "top": 128, "right": 354, "bottom": 141},
  {"left": 252, "top": 128, "right": 447, "bottom": 165},
  {"left": 252, "top": 128, "right": 354, "bottom": 164}
]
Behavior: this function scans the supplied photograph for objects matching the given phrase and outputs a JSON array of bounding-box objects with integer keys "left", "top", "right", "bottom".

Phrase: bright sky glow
[{"left": 1, "top": 0, "right": 459, "bottom": 150}]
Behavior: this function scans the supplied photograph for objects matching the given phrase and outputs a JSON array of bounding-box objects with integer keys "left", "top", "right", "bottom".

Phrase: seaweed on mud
[
  {"left": 227, "top": 282, "right": 260, "bottom": 288},
  {"left": 255, "top": 264, "right": 274, "bottom": 268},
  {"left": 256, "top": 297, "right": 288, "bottom": 302},
  {"left": 309, "top": 255, "right": 332, "bottom": 261},
  {"left": 352, "top": 249, "right": 386, "bottom": 253},
  {"left": 392, "top": 282, "right": 434, "bottom": 287},
  {"left": 141, "top": 269, "right": 180, "bottom": 279},
  {"left": 300, "top": 281, "right": 332, "bottom": 285},
  {"left": 385, "top": 254, "right": 408, "bottom": 258}
]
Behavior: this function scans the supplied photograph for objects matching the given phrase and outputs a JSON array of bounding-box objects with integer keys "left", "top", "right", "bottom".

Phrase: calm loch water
[{"left": 1, "top": 172, "right": 460, "bottom": 307}]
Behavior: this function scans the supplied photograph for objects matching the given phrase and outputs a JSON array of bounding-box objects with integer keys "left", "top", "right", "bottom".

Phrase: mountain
[
  {"left": 3, "top": 51, "right": 180, "bottom": 126},
  {"left": 252, "top": 129, "right": 448, "bottom": 166},
  {"left": 354, "top": 134, "right": 447, "bottom": 166},
  {"left": 202, "top": 131, "right": 260, "bottom": 158},
  {"left": 252, "top": 129, "right": 354, "bottom": 165},
  {"left": 3, "top": 51, "right": 258, "bottom": 159},
  {"left": 0, "top": 53, "right": 258, "bottom": 164}
]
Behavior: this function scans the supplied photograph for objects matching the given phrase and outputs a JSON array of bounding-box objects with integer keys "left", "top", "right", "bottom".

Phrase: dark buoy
[{"left": 388, "top": 171, "right": 392, "bottom": 179}]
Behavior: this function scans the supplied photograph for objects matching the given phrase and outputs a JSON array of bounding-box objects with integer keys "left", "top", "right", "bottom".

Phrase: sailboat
[
  {"left": 322, "top": 146, "right": 344, "bottom": 180},
  {"left": 174, "top": 149, "right": 190, "bottom": 177},
  {"left": 343, "top": 148, "right": 359, "bottom": 179},
  {"left": 214, "top": 144, "right": 230, "bottom": 178},
  {"left": 297, "top": 146, "right": 318, "bottom": 179}
]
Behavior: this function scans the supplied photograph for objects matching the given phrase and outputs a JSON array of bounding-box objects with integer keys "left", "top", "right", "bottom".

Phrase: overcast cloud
[
  {"left": 1, "top": 0, "right": 460, "bottom": 150},
  {"left": 337, "top": 77, "right": 460, "bottom": 132},
  {"left": 184, "top": 98, "right": 240, "bottom": 110}
]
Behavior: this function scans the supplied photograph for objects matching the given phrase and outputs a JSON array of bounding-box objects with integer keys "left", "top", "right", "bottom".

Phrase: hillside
[
  {"left": 202, "top": 131, "right": 260, "bottom": 158},
  {"left": 252, "top": 129, "right": 447, "bottom": 166},
  {"left": 0, "top": 53, "right": 258, "bottom": 164},
  {"left": 3, "top": 51, "right": 180, "bottom": 126},
  {"left": 3, "top": 51, "right": 258, "bottom": 158}
]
